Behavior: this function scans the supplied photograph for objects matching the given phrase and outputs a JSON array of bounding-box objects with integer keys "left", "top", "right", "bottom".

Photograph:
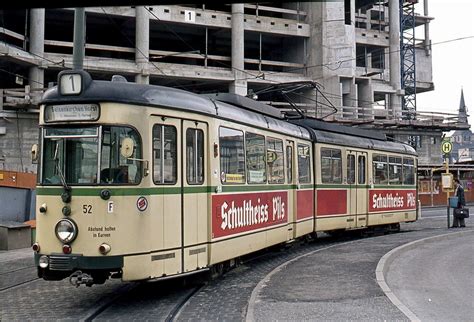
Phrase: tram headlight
[
  {"left": 39, "top": 255, "right": 49, "bottom": 269},
  {"left": 55, "top": 219, "right": 78, "bottom": 244}
]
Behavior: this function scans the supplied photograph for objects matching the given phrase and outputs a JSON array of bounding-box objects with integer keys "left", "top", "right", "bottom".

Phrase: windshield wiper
[{"left": 54, "top": 141, "right": 70, "bottom": 191}]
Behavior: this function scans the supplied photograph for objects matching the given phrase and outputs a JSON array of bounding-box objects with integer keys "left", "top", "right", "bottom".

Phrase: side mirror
[
  {"left": 120, "top": 137, "right": 135, "bottom": 158},
  {"left": 31, "top": 144, "right": 39, "bottom": 163}
]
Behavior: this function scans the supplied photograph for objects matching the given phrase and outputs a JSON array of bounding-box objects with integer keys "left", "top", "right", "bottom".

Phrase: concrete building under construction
[{"left": 0, "top": 1, "right": 469, "bottom": 174}]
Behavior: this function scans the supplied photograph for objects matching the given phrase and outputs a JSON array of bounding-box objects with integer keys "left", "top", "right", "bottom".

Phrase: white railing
[{"left": 0, "top": 86, "right": 44, "bottom": 110}]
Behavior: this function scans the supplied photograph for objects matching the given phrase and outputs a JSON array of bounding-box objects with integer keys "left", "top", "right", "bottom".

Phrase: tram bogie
[{"left": 33, "top": 70, "right": 418, "bottom": 286}]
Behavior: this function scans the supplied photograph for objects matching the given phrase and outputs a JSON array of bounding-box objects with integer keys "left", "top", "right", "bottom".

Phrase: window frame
[
  {"left": 245, "top": 132, "right": 266, "bottom": 184},
  {"left": 185, "top": 128, "right": 205, "bottom": 185},
  {"left": 219, "top": 126, "right": 246, "bottom": 184},
  {"left": 297, "top": 143, "right": 312, "bottom": 184},
  {"left": 99, "top": 125, "right": 143, "bottom": 186},
  {"left": 266, "top": 137, "right": 284, "bottom": 184},
  {"left": 402, "top": 157, "right": 415, "bottom": 185},
  {"left": 321, "top": 147, "right": 342, "bottom": 184},
  {"left": 358, "top": 155, "right": 366, "bottom": 185},
  {"left": 347, "top": 154, "right": 356, "bottom": 185},
  {"left": 373, "top": 153, "right": 388, "bottom": 185},
  {"left": 286, "top": 144, "right": 293, "bottom": 184},
  {"left": 152, "top": 124, "right": 178, "bottom": 185},
  {"left": 388, "top": 156, "right": 402, "bottom": 185}
]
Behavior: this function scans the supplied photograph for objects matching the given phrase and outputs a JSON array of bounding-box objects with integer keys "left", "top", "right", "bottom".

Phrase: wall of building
[
  {"left": 0, "top": 3, "right": 448, "bottom": 172},
  {"left": 0, "top": 112, "right": 39, "bottom": 173},
  {"left": 417, "top": 134, "right": 444, "bottom": 165},
  {"left": 415, "top": 47, "right": 433, "bottom": 90},
  {"left": 0, "top": 187, "right": 35, "bottom": 222},
  {"left": 419, "top": 177, "right": 474, "bottom": 207}
]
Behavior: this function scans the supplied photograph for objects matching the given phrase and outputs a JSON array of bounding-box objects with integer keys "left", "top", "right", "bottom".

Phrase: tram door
[
  {"left": 182, "top": 120, "right": 209, "bottom": 273},
  {"left": 151, "top": 116, "right": 183, "bottom": 276},
  {"left": 286, "top": 140, "right": 297, "bottom": 239},
  {"left": 346, "top": 151, "right": 368, "bottom": 228}
]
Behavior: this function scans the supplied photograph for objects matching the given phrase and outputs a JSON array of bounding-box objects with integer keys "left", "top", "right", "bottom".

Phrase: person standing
[{"left": 452, "top": 178, "right": 466, "bottom": 228}]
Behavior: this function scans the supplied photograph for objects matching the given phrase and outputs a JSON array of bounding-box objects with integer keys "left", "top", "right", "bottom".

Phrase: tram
[{"left": 32, "top": 70, "right": 418, "bottom": 286}]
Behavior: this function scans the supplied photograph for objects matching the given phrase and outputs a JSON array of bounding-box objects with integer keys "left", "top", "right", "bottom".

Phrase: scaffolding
[{"left": 400, "top": 0, "right": 417, "bottom": 120}]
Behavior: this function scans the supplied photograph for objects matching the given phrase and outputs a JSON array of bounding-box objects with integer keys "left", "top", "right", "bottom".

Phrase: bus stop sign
[{"left": 441, "top": 141, "right": 453, "bottom": 154}]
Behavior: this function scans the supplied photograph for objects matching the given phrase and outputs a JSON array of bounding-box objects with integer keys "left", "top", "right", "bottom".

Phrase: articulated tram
[{"left": 32, "top": 70, "right": 418, "bottom": 286}]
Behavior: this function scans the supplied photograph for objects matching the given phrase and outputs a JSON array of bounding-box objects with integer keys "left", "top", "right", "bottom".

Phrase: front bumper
[{"left": 34, "top": 253, "right": 123, "bottom": 271}]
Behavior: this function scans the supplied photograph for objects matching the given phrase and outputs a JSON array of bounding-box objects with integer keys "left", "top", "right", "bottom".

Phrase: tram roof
[
  {"left": 291, "top": 119, "right": 417, "bottom": 156},
  {"left": 40, "top": 70, "right": 416, "bottom": 156},
  {"left": 41, "top": 70, "right": 310, "bottom": 140}
]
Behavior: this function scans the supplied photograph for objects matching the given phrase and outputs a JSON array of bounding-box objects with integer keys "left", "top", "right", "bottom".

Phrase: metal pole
[
  {"left": 205, "top": 27, "right": 208, "bottom": 68},
  {"left": 430, "top": 169, "right": 434, "bottom": 206},
  {"left": 446, "top": 157, "right": 450, "bottom": 228},
  {"left": 73, "top": 8, "right": 85, "bottom": 70},
  {"left": 447, "top": 205, "right": 450, "bottom": 228}
]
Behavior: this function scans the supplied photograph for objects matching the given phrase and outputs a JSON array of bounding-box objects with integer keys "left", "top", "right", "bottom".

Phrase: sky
[{"left": 415, "top": 0, "right": 474, "bottom": 125}]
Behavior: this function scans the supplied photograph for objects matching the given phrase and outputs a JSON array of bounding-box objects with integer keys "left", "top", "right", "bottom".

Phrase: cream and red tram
[{"left": 33, "top": 70, "right": 417, "bottom": 286}]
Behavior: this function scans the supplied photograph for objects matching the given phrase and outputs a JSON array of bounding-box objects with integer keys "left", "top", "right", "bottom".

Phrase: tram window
[
  {"left": 246, "top": 132, "right": 266, "bottom": 184},
  {"left": 186, "top": 128, "right": 204, "bottom": 185},
  {"left": 100, "top": 126, "right": 142, "bottom": 185},
  {"left": 403, "top": 158, "right": 415, "bottom": 185},
  {"left": 286, "top": 145, "right": 293, "bottom": 184},
  {"left": 373, "top": 154, "right": 388, "bottom": 184},
  {"left": 358, "top": 155, "right": 366, "bottom": 184},
  {"left": 347, "top": 154, "right": 355, "bottom": 184},
  {"left": 297, "top": 144, "right": 311, "bottom": 183},
  {"left": 267, "top": 137, "right": 284, "bottom": 184},
  {"left": 152, "top": 125, "right": 177, "bottom": 184},
  {"left": 321, "top": 148, "right": 342, "bottom": 184},
  {"left": 389, "top": 156, "right": 402, "bottom": 185},
  {"left": 43, "top": 131, "right": 99, "bottom": 185},
  {"left": 219, "top": 127, "right": 245, "bottom": 184}
]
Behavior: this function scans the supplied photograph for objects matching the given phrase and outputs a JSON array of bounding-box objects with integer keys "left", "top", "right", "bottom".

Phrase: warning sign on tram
[{"left": 441, "top": 140, "right": 453, "bottom": 154}]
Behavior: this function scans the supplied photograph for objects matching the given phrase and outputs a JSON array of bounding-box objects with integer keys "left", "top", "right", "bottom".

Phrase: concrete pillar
[
  {"left": 229, "top": 3, "right": 247, "bottom": 96},
  {"left": 350, "top": 83, "right": 358, "bottom": 119},
  {"left": 366, "top": 9, "right": 371, "bottom": 30},
  {"left": 367, "top": 52, "right": 372, "bottom": 69},
  {"left": 423, "top": 0, "right": 431, "bottom": 55},
  {"left": 302, "top": 2, "right": 324, "bottom": 80},
  {"left": 28, "top": 9, "right": 45, "bottom": 90},
  {"left": 357, "top": 80, "right": 373, "bottom": 119},
  {"left": 389, "top": 0, "right": 402, "bottom": 118},
  {"left": 72, "top": 8, "right": 85, "bottom": 70},
  {"left": 135, "top": 6, "right": 149, "bottom": 84}
]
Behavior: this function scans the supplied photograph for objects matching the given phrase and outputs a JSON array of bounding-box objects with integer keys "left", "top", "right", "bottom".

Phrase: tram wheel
[{"left": 210, "top": 263, "right": 225, "bottom": 280}]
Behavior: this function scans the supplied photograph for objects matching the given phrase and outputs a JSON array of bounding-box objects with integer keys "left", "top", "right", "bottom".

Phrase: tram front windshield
[{"left": 41, "top": 126, "right": 142, "bottom": 185}]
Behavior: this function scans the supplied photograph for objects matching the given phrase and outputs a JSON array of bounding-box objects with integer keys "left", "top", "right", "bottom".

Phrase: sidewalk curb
[
  {"left": 375, "top": 229, "right": 474, "bottom": 322},
  {"left": 245, "top": 240, "right": 359, "bottom": 322}
]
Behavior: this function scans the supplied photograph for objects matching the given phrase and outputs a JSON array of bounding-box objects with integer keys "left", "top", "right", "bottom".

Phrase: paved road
[
  {"left": 386, "top": 232, "right": 474, "bottom": 321},
  {"left": 1, "top": 215, "right": 471, "bottom": 321},
  {"left": 420, "top": 206, "right": 449, "bottom": 218},
  {"left": 247, "top": 218, "right": 473, "bottom": 321}
]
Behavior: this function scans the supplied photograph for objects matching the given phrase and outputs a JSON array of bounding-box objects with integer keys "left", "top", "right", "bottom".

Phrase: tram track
[
  {"left": 80, "top": 283, "right": 139, "bottom": 322},
  {"left": 0, "top": 265, "right": 36, "bottom": 276},
  {"left": 0, "top": 277, "right": 40, "bottom": 292},
  {"left": 80, "top": 277, "right": 207, "bottom": 321},
  {"left": 0, "top": 263, "right": 39, "bottom": 292},
  {"left": 164, "top": 284, "right": 205, "bottom": 322}
]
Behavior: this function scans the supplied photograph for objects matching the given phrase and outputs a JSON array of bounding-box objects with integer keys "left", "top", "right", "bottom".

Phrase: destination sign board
[{"left": 44, "top": 104, "right": 100, "bottom": 122}]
